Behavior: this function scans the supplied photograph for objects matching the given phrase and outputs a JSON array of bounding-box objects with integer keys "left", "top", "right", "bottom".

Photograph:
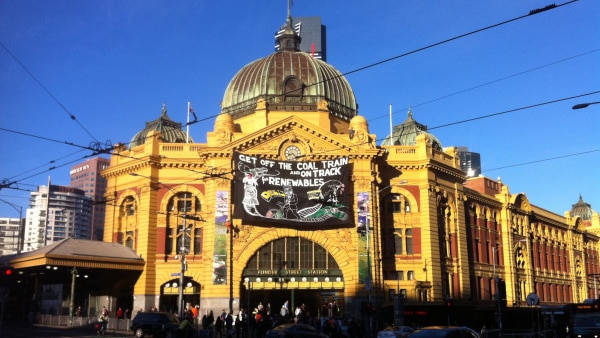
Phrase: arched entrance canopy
[{"left": 242, "top": 237, "right": 344, "bottom": 290}]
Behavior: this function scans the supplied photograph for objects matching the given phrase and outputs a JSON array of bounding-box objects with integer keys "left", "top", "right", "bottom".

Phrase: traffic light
[
  {"left": 364, "top": 302, "right": 376, "bottom": 315},
  {"left": 0, "top": 266, "right": 15, "bottom": 286},
  {"left": 2, "top": 267, "right": 14, "bottom": 276}
]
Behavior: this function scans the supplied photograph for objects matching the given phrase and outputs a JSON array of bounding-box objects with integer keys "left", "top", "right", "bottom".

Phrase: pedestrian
[
  {"left": 280, "top": 301, "right": 289, "bottom": 319},
  {"left": 225, "top": 312, "right": 234, "bottom": 338},
  {"left": 215, "top": 315, "right": 224, "bottom": 338}
]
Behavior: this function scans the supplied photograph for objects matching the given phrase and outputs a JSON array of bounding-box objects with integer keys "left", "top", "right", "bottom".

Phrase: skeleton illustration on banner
[{"left": 233, "top": 152, "right": 350, "bottom": 225}]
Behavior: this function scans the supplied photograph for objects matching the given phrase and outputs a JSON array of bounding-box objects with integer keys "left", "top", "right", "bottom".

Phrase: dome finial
[
  {"left": 287, "top": 0, "right": 293, "bottom": 22},
  {"left": 161, "top": 102, "right": 167, "bottom": 116},
  {"left": 275, "top": 0, "right": 301, "bottom": 52}
]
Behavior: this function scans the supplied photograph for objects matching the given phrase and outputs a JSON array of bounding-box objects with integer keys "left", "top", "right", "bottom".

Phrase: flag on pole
[
  {"left": 189, "top": 103, "right": 197, "bottom": 121},
  {"left": 186, "top": 101, "right": 194, "bottom": 143}
]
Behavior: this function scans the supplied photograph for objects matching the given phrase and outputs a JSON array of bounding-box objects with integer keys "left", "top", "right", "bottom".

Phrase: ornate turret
[
  {"left": 381, "top": 108, "right": 443, "bottom": 150},
  {"left": 129, "top": 103, "right": 192, "bottom": 148},
  {"left": 571, "top": 194, "right": 595, "bottom": 221}
]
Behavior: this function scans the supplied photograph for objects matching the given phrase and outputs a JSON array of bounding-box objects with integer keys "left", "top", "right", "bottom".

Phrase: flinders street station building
[{"left": 92, "top": 11, "right": 600, "bottom": 327}]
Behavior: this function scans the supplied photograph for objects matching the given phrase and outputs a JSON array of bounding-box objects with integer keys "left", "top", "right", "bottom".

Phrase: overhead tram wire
[
  {"left": 0, "top": 41, "right": 100, "bottom": 144},
  {"left": 0, "top": 1, "right": 579, "bottom": 190},
  {"left": 427, "top": 90, "right": 600, "bottom": 131},
  {"left": 368, "top": 48, "right": 600, "bottom": 122},
  {"left": 5, "top": 149, "right": 88, "bottom": 182},
  {"left": 186, "top": 1, "right": 576, "bottom": 128},
  {"left": 0, "top": 126, "right": 234, "bottom": 191},
  {"left": 484, "top": 149, "right": 600, "bottom": 173},
  {"left": 123, "top": 90, "right": 600, "bottom": 185},
  {"left": 8, "top": 90, "right": 594, "bottom": 193},
  {"left": 0, "top": 126, "right": 115, "bottom": 157},
  {"left": 283, "top": 90, "right": 600, "bottom": 162}
]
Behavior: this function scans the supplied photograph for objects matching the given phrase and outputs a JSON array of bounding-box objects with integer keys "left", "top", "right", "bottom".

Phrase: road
[{"left": 0, "top": 323, "right": 130, "bottom": 338}]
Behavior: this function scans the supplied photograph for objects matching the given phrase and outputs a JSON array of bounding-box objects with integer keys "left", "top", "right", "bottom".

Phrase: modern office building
[
  {"left": 456, "top": 146, "right": 482, "bottom": 177},
  {"left": 69, "top": 157, "right": 110, "bottom": 240},
  {"left": 0, "top": 217, "right": 24, "bottom": 255},
  {"left": 276, "top": 16, "right": 326, "bottom": 61},
  {"left": 23, "top": 184, "right": 93, "bottom": 252}
]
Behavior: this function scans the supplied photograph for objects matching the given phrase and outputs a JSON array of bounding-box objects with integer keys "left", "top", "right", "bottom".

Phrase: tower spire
[{"left": 275, "top": 0, "right": 301, "bottom": 52}]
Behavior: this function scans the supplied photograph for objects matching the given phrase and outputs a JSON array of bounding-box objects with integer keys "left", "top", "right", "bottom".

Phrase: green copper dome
[
  {"left": 129, "top": 104, "right": 192, "bottom": 149},
  {"left": 221, "top": 15, "right": 357, "bottom": 121}
]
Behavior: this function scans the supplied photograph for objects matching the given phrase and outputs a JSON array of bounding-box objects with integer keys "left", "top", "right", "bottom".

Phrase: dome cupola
[
  {"left": 220, "top": 11, "right": 357, "bottom": 122},
  {"left": 381, "top": 108, "right": 443, "bottom": 150},
  {"left": 129, "top": 103, "right": 192, "bottom": 148},
  {"left": 571, "top": 194, "right": 595, "bottom": 221}
]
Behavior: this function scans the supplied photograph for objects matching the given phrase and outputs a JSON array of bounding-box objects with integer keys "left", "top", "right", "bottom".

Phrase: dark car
[
  {"left": 377, "top": 325, "right": 414, "bottom": 338},
  {"left": 265, "top": 323, "right": 329, "bottom": 338},
  {"left": 131, "top": 311, "right": 180, "bottom": 338},
  {"left": 409, "top": 326, "right": 480, "bottom": 338}
]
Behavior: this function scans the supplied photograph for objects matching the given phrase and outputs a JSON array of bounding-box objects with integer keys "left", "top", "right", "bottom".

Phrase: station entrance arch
[{"left": 241, "top": 237, "right": 345, "bottom": 318}]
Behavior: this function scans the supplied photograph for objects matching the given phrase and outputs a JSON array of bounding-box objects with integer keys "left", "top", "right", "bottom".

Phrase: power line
[
  {"left": 484, "top": 149, "right": 599, "bottom": 173},
  {"left": 0, "top": 1, "right": 583, "bottom": 192},
  {"left": 364, "top": 48, "right": 599, "bottom": 122},
  {"left": 0, "top": 41, "right": 100, "bottom": 143},
  {"left": 193, "top": 1, "right": 578, "bottom": 124},
  {"left": 428, "top": 90, "right": 600, "bottom": 131},
  {"left": 2, "top": 90, "right": 597, "bottom": 193}
]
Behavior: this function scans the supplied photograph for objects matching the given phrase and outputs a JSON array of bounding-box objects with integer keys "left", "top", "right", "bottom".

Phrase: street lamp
[
  {"left": 226, "top": 221, "right": 241, "bottom": 313},
  {"left": 69, "top": 267, "right": 77, "bottom": 326},
  {"left": 572, "top": 101, "right": 600, "bottom": 109},
  {"left": 0, "top": 199, "right": 24, "bottom": 254}
]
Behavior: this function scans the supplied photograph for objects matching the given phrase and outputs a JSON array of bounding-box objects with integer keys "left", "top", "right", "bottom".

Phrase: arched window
[
  {"left": 165, "top": 192, "right": 203, "bottom": 256},
  {"left": 283, "top": 76, "right": 303, "bottom": 99},
  {"left": 389, "top": 194, "right": 411, "bottom": 213},
  {"left": 247, "top": 237, "right": 340, "bottom": 272},
  {"left": 167, "top": 192, "right": 201, "bottom": 214},
  {"left": 121, "top": 196, "right": 136, "bottom": 216}
]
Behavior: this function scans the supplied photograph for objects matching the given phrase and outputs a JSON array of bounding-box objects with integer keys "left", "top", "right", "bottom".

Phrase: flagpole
[
  {"left": 389, "top": 104, "right": 393, "bottom": 143},
  {"left": 186, "top": 101, "right": 191, "bottom": 143}
]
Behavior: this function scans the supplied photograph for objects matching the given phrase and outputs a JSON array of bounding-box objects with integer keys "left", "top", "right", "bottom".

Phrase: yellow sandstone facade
[{"left": 101, "top": 12, "right": 600, "bottom": 324}]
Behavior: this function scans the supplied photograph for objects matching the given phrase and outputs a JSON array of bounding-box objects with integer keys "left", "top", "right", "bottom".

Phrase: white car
[{"left": 377, "top": 325, "right": 414, "bottom": 338}]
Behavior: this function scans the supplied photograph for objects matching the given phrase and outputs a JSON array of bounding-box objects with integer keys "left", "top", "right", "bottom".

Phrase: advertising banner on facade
[
  {"left": 213, "top": 190, "right": 228, "bottom": 285},
  {"left": 233, "top": 152, "right": 350, "bottom": 226},
  {"left": 357, "top": 192, "right": 370, "bottom": 283}
]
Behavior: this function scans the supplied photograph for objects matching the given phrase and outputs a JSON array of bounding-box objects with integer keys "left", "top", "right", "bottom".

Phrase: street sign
[{"left": 171, "top": 272, "right": 181, "bottom": 277}]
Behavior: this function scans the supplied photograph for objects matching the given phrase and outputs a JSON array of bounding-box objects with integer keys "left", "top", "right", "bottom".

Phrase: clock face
[{"left": 284, "top": 145, "right": 301, "bottom": 160}]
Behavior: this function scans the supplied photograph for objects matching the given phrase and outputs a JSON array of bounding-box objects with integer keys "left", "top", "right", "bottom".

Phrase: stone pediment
[{"left": 205, "top": 115, "right": 377, "bottom": 161}]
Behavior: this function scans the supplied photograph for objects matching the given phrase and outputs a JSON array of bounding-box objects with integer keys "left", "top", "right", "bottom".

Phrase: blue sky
[{"left": 1, "top": 0, "right": 598, "bottom": 218}]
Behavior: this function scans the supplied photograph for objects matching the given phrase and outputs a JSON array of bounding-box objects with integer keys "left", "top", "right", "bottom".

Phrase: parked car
[
  {"left": 377, "top": 325, "right": 414, "bottom": 338},
  {"left": 265, "top": 323, "right": 329, "bottom": 338},
  {"left": 408, "top": 326, "right": 480, "bottom": 338},
  {"left": 131, "top": 311, "right": 181, "bottom": 338}
]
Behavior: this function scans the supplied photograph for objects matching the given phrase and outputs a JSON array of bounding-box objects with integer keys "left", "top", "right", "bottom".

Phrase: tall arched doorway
[
  {"left": 241, "top": 237, "right": 345, "bottom": 318},
  {"left": 160, "top": 279, "right": 201, "bottom": 313}
]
